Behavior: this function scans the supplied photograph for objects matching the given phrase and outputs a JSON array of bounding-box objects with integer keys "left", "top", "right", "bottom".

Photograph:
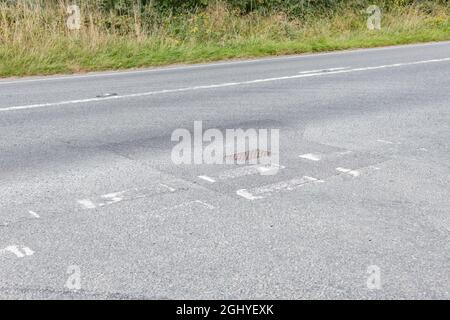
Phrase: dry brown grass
[{"left": 0, "top": 0, "right": 448, "bottom": 77}]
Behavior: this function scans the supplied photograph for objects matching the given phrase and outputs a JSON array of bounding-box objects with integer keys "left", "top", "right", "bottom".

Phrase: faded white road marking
[
  {"left": 28, "top": 210, "right": 40, "bottom": 218},
  {"left": 2, "top": 58, "right": 450, "bottom": 112},
  {"left": 198, "top": 175, "right": 216, "bottom": 183},
  {"left": 78, "top": 183, "right": 176, "bottom": 209},
  {"left": 377, "top": 139, "right": 394, "bottom": 144},
  {"left": 77, "top": 199, "right": 96, "bottom": 209},
  {"left": 159, "top": 183, "right": 176, "bottom": 192},
  {"left": 236, "top": 189, "right": 264, "bottom": 201},
  {"left": 237, "top": 176, "right": 323, "bottom": 201},
  {"left": 199, "top": 164, "right": 285, "bottom": 183},
  {"left": 256, "top": 164, "right": 284, "bottom": 175},
  {"left": 0, "top": 245, "right": 34, "bottom": 258},
  {"left": 299, "top": 153, "right": 321, "bottom": 161},
  {"left": 299, "top": 67, "right": 348, "bottom": 74},
  {"left": 337, "top": 150, "right": 353, "bottom": 156},
  {"left": 336, "top": 167, "right": 361, "bottom": 177},
  {"left": 164, "top": 200, "right": 215, "bottom": 211}
]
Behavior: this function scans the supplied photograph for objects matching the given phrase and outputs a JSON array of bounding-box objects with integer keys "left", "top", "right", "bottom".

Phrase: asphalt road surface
[{"left": 0, "top": 41, "right": 449, "bottom": 299}]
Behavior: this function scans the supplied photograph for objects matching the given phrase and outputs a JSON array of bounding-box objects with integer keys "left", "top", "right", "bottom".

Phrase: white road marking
[
  {"left": 199, "top": 164, "right": 285, "bottom": 183},
  {"left": 28, "top": 210, "right": 40, "bottom": 218},
  {"left": 237, "top": 176, "right": 323, "bottom": 200},
  {"left": 299, "top": 67, "right": 348, "bottom": 74},
  {"left": 299, "top": 153, "right": 321, "bottom": 161},
  {"left": 1, "top": 41, "right": 447, "bottom": 85},
  {"left": 194, "top": 200, "right": 215, "bottom": 209},
  {"left": 198, "top": 175, "right": 216, "bottom": 183},
  {"left": 77, "top": 199, "right": 97, "bottom": 209},
  {"left": 236, "top": 189, "right": 264, "bottom": 201},
  {"left": 256, "top": 164, "right": 284, "bottom": 175},
  {"left": 0, "top": 245, "right": 34, "bottom": 258},
  {"left": 377, "top": 139, "right": 394, "bottom": 144},
  {"left": 78, "top": 183, "right": 176, "bottom": 209},
  {"left": 336, "top": 167, "right": 361, "bottom": 177},
  {"left": 2, "top": 57, "right": 450, "bottom": 112},
  {"left": 164, "top": 200, "right": 215, "bottom": 211},
  {"left": 159, "top": 183, "right": 177, "bottom": 192}
]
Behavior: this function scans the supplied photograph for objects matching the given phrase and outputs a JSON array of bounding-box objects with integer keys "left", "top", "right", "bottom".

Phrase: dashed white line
[
  {"left": 236, "top": 189, "right": 264, "bottom": 201},
  {"left": 77, "top": 199, "right": 97, "bottom": 209},
  {"left": 236, "top": 176, "right": 324, "bottom": 201},
  {"left": 377, "top": 139, "right": 394, "bottom": 144},
  {"left": 77, "top": 183, "right": 177, "bottom": 209},
  {"left": 299, "top": 153, "right": 322, "bottom": 161},
  {"left": 28, "top": 210, "right": 40, "bottom": 218},
  {"left": 336, "top": 167, "right": 361, "bottom": 177},
  {"left": 159, "top": 183, "right": 177, "bottom": 192},
  {"left": 1, "top": 57, "right": 449, "bottom": 113},
  {"left": 299, "top": 67, "right": 349, "bottom": 74},
  {"left": 198, "top": 175, "right": 216, "bottom": 183},
  {"left": 165, "top": 200, "right": 215, "bottom": 210},
  {"left": 0, "top": 245, "right": 34, "bottom": 258}
]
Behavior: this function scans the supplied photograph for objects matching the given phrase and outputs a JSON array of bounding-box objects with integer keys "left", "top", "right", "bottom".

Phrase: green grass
[{"left": 0, "top": 1, "right": 449, "bottom": 78}]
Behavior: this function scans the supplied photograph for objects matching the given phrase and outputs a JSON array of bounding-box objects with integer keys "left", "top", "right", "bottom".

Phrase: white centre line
[
  {"left": 336, "top": 167, "right": 361, "bottom": 177},
  {"left": 299, "top": 153, "right": 322, "bottom": 161},
  {"left": 377, "top": 139, "right": 395, "bottom": 144},
  {"left": 198, "top": 175, "right": 216, "bottom": 183},
  {"left": 1, "top": 57, "right": 449, "bottom": 113},
  {"left": 299, "top": 67, "right": 349, "bottom": 74},
  {"left": 28, "top": 210, "right": 40, "bottom": 218},
  {"left": 0, "top": 245, "right": 34, "bottom": 258}
]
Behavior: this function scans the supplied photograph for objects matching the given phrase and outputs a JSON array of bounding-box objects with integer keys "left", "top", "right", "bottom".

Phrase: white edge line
[{"left": 1, "top": 41, "right": 449, "bottom": 85}]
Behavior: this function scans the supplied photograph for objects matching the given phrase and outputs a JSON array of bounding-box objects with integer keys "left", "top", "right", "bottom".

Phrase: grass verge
[{"left": 0, "top": 1, "right": 449, "bottom": 78}]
